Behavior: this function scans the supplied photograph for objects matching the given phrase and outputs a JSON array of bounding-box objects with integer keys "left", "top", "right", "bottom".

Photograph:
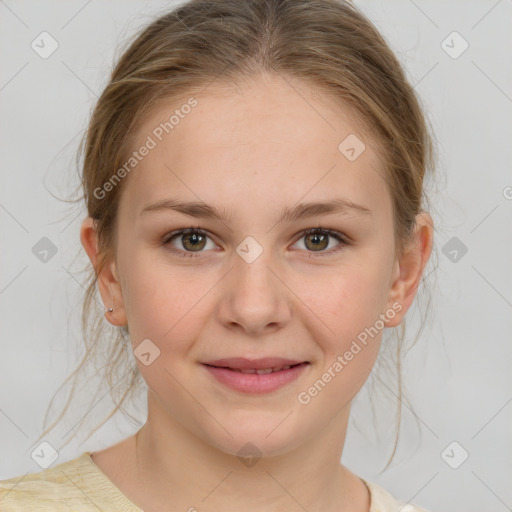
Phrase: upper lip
[{"left": 202, "top": 357, "right": 308, "bottom": 370}]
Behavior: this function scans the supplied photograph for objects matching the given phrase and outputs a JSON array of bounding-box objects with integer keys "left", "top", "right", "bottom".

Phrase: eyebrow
[{"left": 140, "top": 197, "right": 372, "bottom": 224}]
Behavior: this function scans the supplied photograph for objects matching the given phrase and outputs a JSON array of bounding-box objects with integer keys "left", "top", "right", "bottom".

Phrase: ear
[
  {"left": 384, "top": 212, "right": 434, "bottom": 327},
  {"left": 80, "top": 217, "right": 128, "bottom": 327}
]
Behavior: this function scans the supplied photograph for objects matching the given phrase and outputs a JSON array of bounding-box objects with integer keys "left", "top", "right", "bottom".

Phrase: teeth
[
  {"left": 256, "top": 368, "right": 273, "bottom": 375},
  {"left": 232, "top": 365, "right": 293, "bottom": 374}
]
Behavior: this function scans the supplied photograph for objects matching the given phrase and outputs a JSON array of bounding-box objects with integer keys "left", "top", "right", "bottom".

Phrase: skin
[{"left": 80, "top": 72, "right": 433, "bottom": 512}]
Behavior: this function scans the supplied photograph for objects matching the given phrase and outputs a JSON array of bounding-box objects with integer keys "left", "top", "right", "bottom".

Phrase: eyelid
[
  {"left": 162, "top": 227, "right": 219, "bottom": 257},
  {"left": 295, "top": 227, "right": 350, "bottom": 244},
  {"left": 290, "top": 227, "right": 349, "bottom": 257},
  {"left": 162, "top": 226, "right": 350, "bottom": 258},
  {"left": 162, "top": 226, "right": 212, "bottom": 245}
]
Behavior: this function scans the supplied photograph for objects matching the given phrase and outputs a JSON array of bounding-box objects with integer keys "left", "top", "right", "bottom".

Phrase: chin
[{"left": 201, "top": 414, "right": 310, "bottom": 462}]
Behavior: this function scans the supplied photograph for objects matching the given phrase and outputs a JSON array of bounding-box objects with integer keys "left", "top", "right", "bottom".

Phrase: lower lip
[{"left": 202, "top": 363, "right": 309, "bottom": 394}]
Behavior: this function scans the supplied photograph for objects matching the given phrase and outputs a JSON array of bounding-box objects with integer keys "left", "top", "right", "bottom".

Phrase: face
[{"left": 86, "top": 73, "right": 425, "bottom": 458}]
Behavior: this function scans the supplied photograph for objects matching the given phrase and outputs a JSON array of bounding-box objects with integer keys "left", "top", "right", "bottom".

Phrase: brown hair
[{"left": 39, "top": 0, "right": 438, "bottom": 472}]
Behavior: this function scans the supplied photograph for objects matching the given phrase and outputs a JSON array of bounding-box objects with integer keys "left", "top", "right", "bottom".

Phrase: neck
[{"left": 124, "top": 392, "right": 369, "bottom": 512}]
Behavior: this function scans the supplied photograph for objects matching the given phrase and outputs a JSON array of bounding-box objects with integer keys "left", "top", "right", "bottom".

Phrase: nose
[{"left": 216, "top": 251, "right": 292, "bottom": 336}]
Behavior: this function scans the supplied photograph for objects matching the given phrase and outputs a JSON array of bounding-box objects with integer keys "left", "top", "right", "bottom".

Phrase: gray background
[{"left": 1, "top": 1, "right": 511, "bottom": 511}]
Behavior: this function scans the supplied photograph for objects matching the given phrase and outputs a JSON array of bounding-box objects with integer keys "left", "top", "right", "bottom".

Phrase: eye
[
  {"left": 292, "top": 227, "right": 349, "bottom": 257},
  {"left": 162, "top": 226, "right": 350, "bottom": 258},
  {"left": 163, "top": 227, "right": 217, "bottom": 258}
]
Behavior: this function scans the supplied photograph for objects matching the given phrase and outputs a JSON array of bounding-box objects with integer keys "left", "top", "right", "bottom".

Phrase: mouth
[
  {"left": 201, "top": 358, "right": 311, "bottom": 394},
  {"left": 203, "top": 362, "right": 306, "bottom": 374}
]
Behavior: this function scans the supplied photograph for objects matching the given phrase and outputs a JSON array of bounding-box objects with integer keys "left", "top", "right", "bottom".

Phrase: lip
[
  {"left": 202, "top": 357, "right": 306, "bottom": 370},
  {"left": 202, "top": 357, "right": 310, "bottom": 394}
]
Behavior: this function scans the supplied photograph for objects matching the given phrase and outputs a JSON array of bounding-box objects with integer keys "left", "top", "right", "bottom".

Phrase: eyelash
[{"left": 162, "top": 226, "right": 350, "bottom": 259}]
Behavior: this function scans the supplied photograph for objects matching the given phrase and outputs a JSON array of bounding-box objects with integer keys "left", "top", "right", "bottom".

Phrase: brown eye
[
  {"left": 303, "top": 232, "right": 329, "bottom": 251},
  {"left": 180, "top": 231, "right": 207, "bottom": 251},
  {"left": 163, "top": 228, "right": 216, "bottom": 257},
  {"left": 163, "top": 226, "right": 348, "bottom": 259},
  {"left": 293, "top": 228, "right": 348, "bottom": 256}
]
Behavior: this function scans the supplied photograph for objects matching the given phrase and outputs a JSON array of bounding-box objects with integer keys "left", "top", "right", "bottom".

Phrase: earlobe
[
  {"left": 384, "top": 212, "right": 434, "bottom": 328},
  {"left": 79, "top": 217, "right": 128, "bottom": 327}
]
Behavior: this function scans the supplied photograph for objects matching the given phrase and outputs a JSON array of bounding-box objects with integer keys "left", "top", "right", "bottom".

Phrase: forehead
[{"left": 119, "top": 74, "right": 391, "bottom": 225}]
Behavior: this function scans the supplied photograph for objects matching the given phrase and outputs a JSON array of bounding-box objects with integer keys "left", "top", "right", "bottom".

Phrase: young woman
[{"left": 0, "top": 0, "right": 435, "bottom": 510}]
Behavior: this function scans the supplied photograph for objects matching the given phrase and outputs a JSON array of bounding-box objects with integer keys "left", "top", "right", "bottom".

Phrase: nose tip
[{"left": 218, "top": 257, "right": 291, "bottom": 336}]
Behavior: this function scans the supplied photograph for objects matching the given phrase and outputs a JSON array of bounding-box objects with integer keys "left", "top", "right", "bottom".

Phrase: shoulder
[
  {"left": 0, "top": 452, "right": 141, "bottom": 511},
  {"left": 362, "top": 478, "right": 432, "bottom": 512}
]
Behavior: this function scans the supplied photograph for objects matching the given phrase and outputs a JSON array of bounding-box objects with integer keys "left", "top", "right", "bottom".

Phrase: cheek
[
  {"left": 297, "top": 261, "right": 390, "bottom": 348},
  {"left": 294, "top": 269, "right": 388, "bottom": 409},
  {"left": 120, "top": 255, "right": 213, "bottom": 350},
  {"left": 123, "top": 267, "right": 208, "bottom": 396}
]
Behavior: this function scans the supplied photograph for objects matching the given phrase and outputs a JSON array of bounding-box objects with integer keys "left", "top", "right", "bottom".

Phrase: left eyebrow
[
  {"left": 139, "top": 197, "right": 372, "bottom": 223},
  {"left": 275, "top": 198, "right": 372, "bottom": 224}
]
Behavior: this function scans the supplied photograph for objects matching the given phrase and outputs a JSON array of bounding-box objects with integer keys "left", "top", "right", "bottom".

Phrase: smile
[{"left": 202, "top": 361, "right": 310, "bottom": 394}]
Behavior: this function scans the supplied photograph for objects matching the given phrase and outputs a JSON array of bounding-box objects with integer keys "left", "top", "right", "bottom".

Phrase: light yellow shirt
[{"left": 0, "top": 452, "right": 430, "bottom": 511}]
